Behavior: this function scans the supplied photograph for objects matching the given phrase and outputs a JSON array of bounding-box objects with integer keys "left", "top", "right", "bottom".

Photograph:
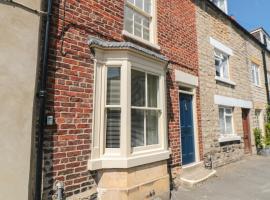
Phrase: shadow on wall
[{"left": 40, "top": 0, "right": 101, "bottom": 198}]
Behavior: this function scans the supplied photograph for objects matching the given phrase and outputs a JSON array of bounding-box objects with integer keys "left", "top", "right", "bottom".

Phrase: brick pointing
[{"left": 43, "top": 0, "right": 201, "bottom": 198}]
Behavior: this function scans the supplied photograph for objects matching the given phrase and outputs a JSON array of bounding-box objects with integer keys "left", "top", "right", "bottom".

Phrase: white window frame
[
  {"left": 211, "top": 0, "right": 228, "bottom": 14},
  {"left": 214, "top": 49, "right": 230, "bottom": 79},
  {"left": 131, "top": 67, "right": 162, "bottom": 152},
  {"left": 123, "top": 0, "right": 159, "bottom": 49},
  {"left": 251, "top": 62, "right": 260, "bottom": 86},
  {"left": 218, "top": 106, "right": 235, "bottom": 136},
  {"left": 89, "top": 48, "right": 169, "bottom": 170}
]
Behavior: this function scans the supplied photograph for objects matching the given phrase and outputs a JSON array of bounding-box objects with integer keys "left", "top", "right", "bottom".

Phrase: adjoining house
[
  {"left": 0, "top": 1, "right": 43, "bottom": 199},
  {"left": 196, "top": 0, "right": 270, "bottom": 168}
]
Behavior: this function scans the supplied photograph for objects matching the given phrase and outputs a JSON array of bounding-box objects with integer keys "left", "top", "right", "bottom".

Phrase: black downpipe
[
  {"left": 35, "top": 0, "right": 52, "bottom": 199},
  {"left": 262, "top": 35, "right": 270, "bottom": 104}
]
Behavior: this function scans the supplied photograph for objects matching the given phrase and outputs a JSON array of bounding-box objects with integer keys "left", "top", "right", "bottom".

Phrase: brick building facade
[
  {"left": 38, "top": 0, "right": 270, "bottom": 199},
  {"left": 42, "top": 0, "right": 202, "bottom": 199}
]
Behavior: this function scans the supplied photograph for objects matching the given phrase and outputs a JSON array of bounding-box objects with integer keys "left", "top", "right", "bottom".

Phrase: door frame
[{"left": 179, "top": 85, "right": 200, "bottom": 165}]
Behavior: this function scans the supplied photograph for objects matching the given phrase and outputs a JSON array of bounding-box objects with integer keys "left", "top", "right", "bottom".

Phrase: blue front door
[{"left": 180, "top": 93, "right": 195, "bottom": 165}]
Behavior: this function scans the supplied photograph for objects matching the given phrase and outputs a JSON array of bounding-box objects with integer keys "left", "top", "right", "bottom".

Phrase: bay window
[{"left": 88, "top": 42, "right": 169, "bottom": 170}]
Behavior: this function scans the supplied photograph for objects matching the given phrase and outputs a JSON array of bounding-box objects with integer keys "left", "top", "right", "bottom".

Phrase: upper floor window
[
  {"left": 215, "top": 49, "right": 229, "bottom": 79},
  {"left": 211, "top": 0, "right": 228, "bottom": 14},
  {"left": 251, "top": 63, "right": 260, "bottom": 86},
  {"left": 124, "top": 0, "right": 154, "bottom": 42}
]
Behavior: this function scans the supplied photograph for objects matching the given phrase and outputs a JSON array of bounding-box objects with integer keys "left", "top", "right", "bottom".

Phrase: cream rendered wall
[{"left": 0, "top": 0, "right": 41, "bottom": 199}]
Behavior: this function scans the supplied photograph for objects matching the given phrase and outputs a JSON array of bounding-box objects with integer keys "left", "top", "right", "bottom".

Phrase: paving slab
[{"left": 171, "top": 156, "right": 270, "bottom": 200}]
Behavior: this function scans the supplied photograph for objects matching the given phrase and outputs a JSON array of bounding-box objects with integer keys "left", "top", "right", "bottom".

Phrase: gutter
[
  {"left": 35, "top": 0, "right": 53, "bottom": 199},
  {"left": 262, "top": 35, "right": 270, "bottom": 104}
]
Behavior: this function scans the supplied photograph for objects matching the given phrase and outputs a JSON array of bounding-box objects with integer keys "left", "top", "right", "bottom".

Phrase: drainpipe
[
  {"left": 262, "top": 35, "right": 270, "bottom": 104},
  {"left": 35, "top": 0, "right": 53, "bottom": 199}
]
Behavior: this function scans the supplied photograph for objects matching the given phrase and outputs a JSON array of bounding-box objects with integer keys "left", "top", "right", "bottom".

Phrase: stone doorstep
[{"left": 177, "top": 162, "right": 217, "bottom": 189}]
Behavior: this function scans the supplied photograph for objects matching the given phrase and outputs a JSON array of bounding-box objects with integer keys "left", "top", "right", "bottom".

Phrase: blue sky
[{"left": 228, "top": 0, "right": 270, "bottom": 34}]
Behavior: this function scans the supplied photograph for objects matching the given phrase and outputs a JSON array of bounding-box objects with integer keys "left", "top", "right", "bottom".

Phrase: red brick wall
[
  {"left": 43, "top": 0, "right": 125, "bottom": 198},
  {"left": 43, "top": 0, "right": 202, "bottom": 198},
  {"left": 158, "top": 0, "right": 203, "bottom": 167}
]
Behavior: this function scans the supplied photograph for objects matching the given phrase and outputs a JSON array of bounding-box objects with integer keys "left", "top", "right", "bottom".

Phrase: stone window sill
[
  {"left": 215, "top": 76, "right": 236, "bottom": 86},
  {"left": 122, "top": 30, "right": 161, "bottom": 50},
  {"left": 88, "top": 150, "right": 170, "bottom": 170},
  {"left": 218, "top": 135, "right": 241, "bottom": 143}
]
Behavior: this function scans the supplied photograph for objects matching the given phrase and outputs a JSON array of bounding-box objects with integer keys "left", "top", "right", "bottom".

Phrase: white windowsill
[
  {"left": 215, "top": 76, "right": 236, "bottom": 86},
  {"left": 253, "top": 84, "right": 262, "bottom": 88},
  {"left": 218, "top": 135, "right": 241, "bottom": 143},
  {"left": 88, "top": 150, "right": 170, "bottom": 170},
  {"left": 122, "top": 30, "right": 161, "bottom": 50}
]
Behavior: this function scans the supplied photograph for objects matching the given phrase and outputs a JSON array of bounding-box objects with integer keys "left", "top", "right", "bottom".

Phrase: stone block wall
[{"left": 195, "top": 0, "right": 268, "bottom": 167}]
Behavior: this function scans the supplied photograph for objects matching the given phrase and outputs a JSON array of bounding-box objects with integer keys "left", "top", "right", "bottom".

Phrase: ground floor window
[{"left": 219, "top": 107, "right": 234, "bottom": 135}]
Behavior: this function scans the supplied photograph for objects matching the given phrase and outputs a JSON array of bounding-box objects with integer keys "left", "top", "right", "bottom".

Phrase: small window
[
  {"left": 255, "top": 109, "right": 261, "bottom": 129},
  {"left": 211, "top": 0, "right": 227, "bottom": 13},
  {"left": 124, "top": 0, "right": 153, "bottom": 41},
  {"left": 219, "top": 107, "right": 234, "bottom": 135},
  {"left": 131, "top": 69, "right": 160, "bottom": 147},
  {"left": 251, "top": 63, "right": 260, "bottom": 86},
  {"left": 215, "top": 49, "right": 229, "bottom": 79}
]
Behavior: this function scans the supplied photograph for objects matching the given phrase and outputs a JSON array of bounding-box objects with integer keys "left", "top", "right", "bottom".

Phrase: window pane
[
  {"left": 147, "top": 74, "right": 158, "bottom": 107},
  {"left": 131, "top": 109, "right": 144, "bottom": 147},
  {"left": 215, "top": 58, "right": 221, "bottom": 77},
  {"left": 134, "top": 14, "right": 142, "bottom": 37},
  {"left": 143, "top": 28, "right": 150, "bottom": 40},
  {"left": 146, "top": 110, "right": 158, "bottom": 145},
  {"left": 135, "top": 0, "right": 143, "bottom": 10},
  {"left": 124, "top": 7, "right": 134, "bottom": 34},
  {"left": 219, "top": 108, "right": 225, "bottom": 134},
  {"left": 222, "top": 60, "right": 228, "bottom": 78},
  {"left": 144, "top": 0, "right": 151, "bottom": 13},
  {"left": 107, "top": 67, "right": 120, "bottom": 105},
  {"left": 131, "top": 69, "right": 145, "bottom": 106},
  {"left": 106, "top": 109, "right": 120, "bottom": 148},
  {"left": 225, "top": 116, "right": 232, "bottom": 134}
]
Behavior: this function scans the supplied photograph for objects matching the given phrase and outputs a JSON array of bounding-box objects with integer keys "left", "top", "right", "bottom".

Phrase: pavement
[{"left": 171, "top": 156, "right": 270, "bottom": 200}]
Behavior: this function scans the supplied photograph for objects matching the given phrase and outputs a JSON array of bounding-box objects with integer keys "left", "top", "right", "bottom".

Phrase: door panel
[
  {"left": 180, "top": 93, "right": 195, "bottom": 165},
  {"left": 242, "top": 109, "right": 251, "bottom": 154}
]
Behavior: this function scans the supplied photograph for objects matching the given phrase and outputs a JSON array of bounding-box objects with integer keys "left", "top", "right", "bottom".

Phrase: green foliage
[
  {"left": 254, "top": 128, "right": 263, "bottom": 149},
  {"left": 266, "top": 105, "right": 270, "bottom": 123},
  {"left": 264, "top": 123, "right": 270, "bottom": 147}
]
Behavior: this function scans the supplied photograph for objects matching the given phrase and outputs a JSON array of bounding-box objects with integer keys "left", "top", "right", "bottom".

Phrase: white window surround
[
  {"left": 123, "top": 0, "right": 159, "bottom": 49},
  {"left": 210, "top": 37, "right": 233, "bottom": 56},
  {"left": 88, "top": 47, "right": 169, "bottom": 170},
  {"left": 214, "top": 95, "right": 253, "bottom": 109},
  {"left": 215, "top": 76, "right": 236, "bottom": 86},
  {"left": 214, "top": 49, "right": 230, "bottom": 79}
]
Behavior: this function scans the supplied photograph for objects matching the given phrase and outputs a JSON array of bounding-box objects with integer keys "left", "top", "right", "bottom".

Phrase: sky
[{"left": 228, "top": 0, "right": 270, "bottom": 34}]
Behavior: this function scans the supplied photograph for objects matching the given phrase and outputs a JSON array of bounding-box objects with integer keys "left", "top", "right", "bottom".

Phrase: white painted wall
[{"left": 0, "top": 1, "right": 41, "bottom": 199}]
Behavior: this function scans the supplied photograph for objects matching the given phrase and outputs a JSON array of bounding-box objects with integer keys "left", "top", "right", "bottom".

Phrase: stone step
[{"left": 179, "top": 162, "right": 216, "bottom": 188}]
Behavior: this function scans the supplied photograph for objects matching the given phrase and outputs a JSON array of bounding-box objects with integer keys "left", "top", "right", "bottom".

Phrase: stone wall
[{"left": 195, "top": 0, "right": 267, "bottom": 167}]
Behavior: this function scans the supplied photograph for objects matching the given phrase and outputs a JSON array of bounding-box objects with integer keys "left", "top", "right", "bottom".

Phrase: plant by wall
[
  {"left": 254, "top": 128, "right": 263, "bottom": 149},
  {"left": 264, "top": 105, "right": 270, "bottom": 147}
]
